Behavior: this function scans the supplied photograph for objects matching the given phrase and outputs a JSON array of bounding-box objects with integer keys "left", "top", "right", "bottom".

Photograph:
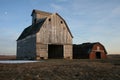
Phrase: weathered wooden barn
[
  {"left": 73, "top": 42, "right": 107, "bottom": 59},
  {"left": 17, "top": 9, "right": 73, "bottom": 60}
]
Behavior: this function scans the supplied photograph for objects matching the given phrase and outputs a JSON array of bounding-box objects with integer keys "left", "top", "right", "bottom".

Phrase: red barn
[{"left": 73, "top": 42, "right": 107, "bottom": 59}]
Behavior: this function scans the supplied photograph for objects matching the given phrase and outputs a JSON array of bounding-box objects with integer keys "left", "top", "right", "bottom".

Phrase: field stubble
[{"left": 0, "top": 56, "right": 120, "bottom": 80}]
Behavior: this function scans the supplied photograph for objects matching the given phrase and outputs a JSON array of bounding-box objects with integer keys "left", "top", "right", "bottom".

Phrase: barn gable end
[{"left": 36, "top": 13, "right": 73, "bottom": 44}]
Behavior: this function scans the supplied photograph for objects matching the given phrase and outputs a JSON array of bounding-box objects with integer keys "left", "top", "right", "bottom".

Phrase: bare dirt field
[
  {"left": 0, "top": 55, "right": 120, "bottom": 80},
  {"left": 0, "top": 55, "right": 16, "bottom": 60}
]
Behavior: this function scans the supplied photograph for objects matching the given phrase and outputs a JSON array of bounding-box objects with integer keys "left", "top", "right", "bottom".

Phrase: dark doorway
[
  {"left": 96, "top": 52, "right": 101, "bottom": 59},
  {"left": 48, "top": 44, "right": 63, "bottom": 59}
]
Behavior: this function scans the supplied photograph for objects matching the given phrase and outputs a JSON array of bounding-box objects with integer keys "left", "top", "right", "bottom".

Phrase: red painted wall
[{"left": 89, "top": 43, "right": 107, "bottom": 59}]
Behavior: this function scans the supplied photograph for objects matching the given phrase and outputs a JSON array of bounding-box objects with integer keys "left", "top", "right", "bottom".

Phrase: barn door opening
[
  {"left": 96, "top": 52, "right": 101, "bottom": 59},
  {"left": 48, "top": 44, "right": 63, "bottom": 59}
]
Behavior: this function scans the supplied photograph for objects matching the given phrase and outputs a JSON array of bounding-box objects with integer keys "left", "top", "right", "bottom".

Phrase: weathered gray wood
[
  {"left": 17, "top": 35, "right": 36, "bottom": 60},
  {"left": 36, "top": 14, "right": 72, "bottom": 44},
  {"left": 17, "top": 10, "right": 73, "bottom": 60}
]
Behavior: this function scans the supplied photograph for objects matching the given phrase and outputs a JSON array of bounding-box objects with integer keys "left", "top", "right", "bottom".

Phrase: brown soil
[
  {"left": 0, "top": 56, "right": 120, "bottom": 80},
  {"left": 0, "top": 55, "right": 16, "bottom": 60}
]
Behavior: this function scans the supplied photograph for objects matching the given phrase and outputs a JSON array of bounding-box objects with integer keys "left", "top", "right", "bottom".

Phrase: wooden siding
[
  {"left": 89, "top": 44, "right": 107, "bottom": 59},
  {"left": 36, "top": 13, "right": 72, "bottom": 44},
  {"left": 36, "top": 43, "right": 48, "bottom": 59},
  {"left": 32, "top": 11, "right": 51, "bottom": 24},
  {"left": 17, "top": 10, "right": 73, "bottom": 60},
  {"left": 17, "top": 35, "right": 36, "bottom": 59},
  {"left": 36, "top": 13, "right": 73, "bottom": 59},
  {"left": 36, "top": 13, "right": 50, "bottom": 19},
  {"left": 64, "top": 45, "right": 72, "bottom": 59}
]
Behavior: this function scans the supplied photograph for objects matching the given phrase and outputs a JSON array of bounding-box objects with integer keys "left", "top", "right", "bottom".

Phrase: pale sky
[{"left": 0, "top": 0, "right": 120, "bottom": 55}]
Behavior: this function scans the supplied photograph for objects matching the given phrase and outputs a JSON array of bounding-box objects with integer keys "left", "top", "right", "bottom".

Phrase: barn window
[
  {"left": 61, "top": 21, "right": 63, "bottom": 24},
  {"left": 97, "top": 46, "right": 100, "bottom": 51},
  {"left": 48, "top": 18, "right": 51, "bottom": 21}
]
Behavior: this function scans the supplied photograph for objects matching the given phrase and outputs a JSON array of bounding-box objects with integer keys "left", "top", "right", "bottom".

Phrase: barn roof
[
  {"left": 17, "top": 18, "right": 46, "bottom": 41},
  {"left": 31, "top": 9, "right": 52, "bottom": 16},
  {"left": 17, "top": 9, "right": 73, "bottom": 40},
  {"left": 73, "top": 42, "right": 107, "bottom": 54},
  {"left": 55, "top": 13, "right": 73, "bottom": 38}
]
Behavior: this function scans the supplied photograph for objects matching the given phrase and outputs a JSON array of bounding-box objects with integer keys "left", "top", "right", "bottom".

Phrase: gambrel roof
[
  {"left": 73, "top": 42, "right": 107, "bottom": 54},
  {"left": 17, "top": 18, "right": 46, "bottom": 40},
  {"left": 17, "top": 10, "right": 73, "bottom": 41},
  {"left": 55, "top": 13, "right": 73, "bottom": 38}
]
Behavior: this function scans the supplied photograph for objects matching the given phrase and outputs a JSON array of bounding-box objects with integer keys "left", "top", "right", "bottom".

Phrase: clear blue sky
[{"left": 0, "top": 0, "right": 120, "bottom": 55}]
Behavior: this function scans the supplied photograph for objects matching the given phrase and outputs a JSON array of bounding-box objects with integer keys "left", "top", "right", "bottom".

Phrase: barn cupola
[{"left": 31, "top": 9, "right": 52, "bottom": 24}]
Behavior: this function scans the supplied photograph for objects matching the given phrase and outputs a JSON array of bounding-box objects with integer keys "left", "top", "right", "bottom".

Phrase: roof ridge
[
  {"left": 31, "top": 9, "right": 52, "bottom": 16},
  {"left": 17, "top": 18, "right": 46, "bottom": 41}
]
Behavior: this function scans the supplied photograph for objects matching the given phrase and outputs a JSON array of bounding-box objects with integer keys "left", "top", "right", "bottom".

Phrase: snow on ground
[{"left": 0, "top": 60, "right": 40, "bottom": 64}]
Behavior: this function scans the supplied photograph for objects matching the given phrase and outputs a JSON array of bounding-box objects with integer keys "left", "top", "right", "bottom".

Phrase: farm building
[
  {"left": 17, "top": 9, "right": 73, "bottom": 60},
  {"left": 73, "top": 42, "right": 107, "bottom": 59}
]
